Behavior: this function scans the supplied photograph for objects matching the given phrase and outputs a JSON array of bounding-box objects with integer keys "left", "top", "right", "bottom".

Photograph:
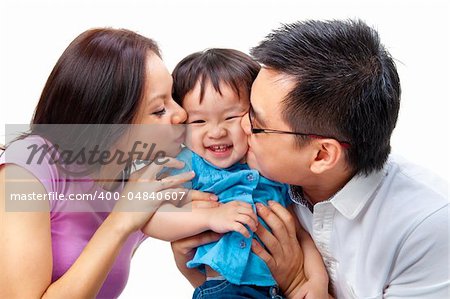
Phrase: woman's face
[
  {"left": 126, "top": 53, "right": 187, "bottom": 161},
  {"left": 134, "top": 53, "right": 187, "bottom": 126}
]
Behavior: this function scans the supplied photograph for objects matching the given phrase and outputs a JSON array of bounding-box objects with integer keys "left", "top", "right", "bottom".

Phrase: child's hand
[{"left": 207, "top": 201, "right": 258, "bottom": 238}]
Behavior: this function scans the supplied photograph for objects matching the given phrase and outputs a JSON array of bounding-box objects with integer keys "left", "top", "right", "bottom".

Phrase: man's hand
[{"left": 252, "top": 201, "right": 307, "bottom": 298}]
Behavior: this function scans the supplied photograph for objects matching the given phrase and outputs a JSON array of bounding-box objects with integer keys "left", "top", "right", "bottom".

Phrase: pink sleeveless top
[{"left": 1, "top": 135, "right": 146, "bottom": 298}]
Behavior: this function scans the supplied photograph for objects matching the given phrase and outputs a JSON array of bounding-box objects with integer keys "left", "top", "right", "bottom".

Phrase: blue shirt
[{"left": 172, "top": 148, "right": 290, "bottom": 286}]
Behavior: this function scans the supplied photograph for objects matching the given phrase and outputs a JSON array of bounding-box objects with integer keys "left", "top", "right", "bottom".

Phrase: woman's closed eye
[{"left": 152, "top": 107, "right": 166, "bottom": 116}]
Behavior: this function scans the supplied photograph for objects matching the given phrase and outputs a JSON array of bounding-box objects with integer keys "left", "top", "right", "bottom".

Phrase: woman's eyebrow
[{"left": 149, "top": 94, "right": 167, "bottom": 102}]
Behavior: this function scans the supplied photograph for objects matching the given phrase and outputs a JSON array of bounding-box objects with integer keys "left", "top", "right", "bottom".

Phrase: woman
[{"left": 0, "top": 28, "right": 214, "bottom": 298}]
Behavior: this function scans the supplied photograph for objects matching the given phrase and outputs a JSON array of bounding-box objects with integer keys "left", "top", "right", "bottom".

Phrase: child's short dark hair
[{"left": 172, "top": 48, "right": 260, "bottom": 105}]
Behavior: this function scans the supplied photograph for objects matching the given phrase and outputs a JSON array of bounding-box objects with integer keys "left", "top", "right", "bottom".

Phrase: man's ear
[{"left": 310, "top": 139, "right": 342, "bottom": 174}]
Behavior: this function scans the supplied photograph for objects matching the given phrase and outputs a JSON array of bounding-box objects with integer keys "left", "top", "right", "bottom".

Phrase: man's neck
[{"left": 302, "top": 170, "right": 354, "bottom": 205}]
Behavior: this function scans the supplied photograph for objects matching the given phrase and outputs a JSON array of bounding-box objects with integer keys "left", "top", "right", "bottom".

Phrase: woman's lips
[{"left": 174, "top": 132, "right": 186, "bottom": 144}]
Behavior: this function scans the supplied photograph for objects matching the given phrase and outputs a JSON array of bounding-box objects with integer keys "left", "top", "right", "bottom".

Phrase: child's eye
[
  {"left": 189, "top": 120, "right": 206, "bottom": 124},
  {"left": 152, "top": 108, "right": 166, "bottom": 116},
  {"left": 225, "top": 115, "right": 243, "bottom": 121}
]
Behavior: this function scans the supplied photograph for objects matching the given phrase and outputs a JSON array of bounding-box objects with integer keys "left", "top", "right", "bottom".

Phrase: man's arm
[
  {"left": 384, "top": 204, "right": 449, "bottom": 298},
  {"left": 290, "top": 205, "right": 331, "bottom": 299},
  {"left": 252, "top": 201, "right": 332, "bottom": 298}
]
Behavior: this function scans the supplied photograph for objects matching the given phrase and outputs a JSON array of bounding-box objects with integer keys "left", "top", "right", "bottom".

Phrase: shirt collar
[
  {"left": 330, "top": 165, "right": 388, "bottom": 219},
  {"left": 289, "top": 163, "right": 389, "bottom": 219}
]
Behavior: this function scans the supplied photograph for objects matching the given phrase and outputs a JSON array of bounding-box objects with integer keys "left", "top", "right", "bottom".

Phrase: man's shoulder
[
  {"left": 373, "top": 154, "right": 448, "bottom": 235},
  {"left": 386, "top": 154, "right": 447, "bottom": 203}
]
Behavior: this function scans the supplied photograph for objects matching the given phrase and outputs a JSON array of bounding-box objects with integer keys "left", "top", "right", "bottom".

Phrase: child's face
[{"left": 183, "top": 80, "right": 249, "bottom": 168}]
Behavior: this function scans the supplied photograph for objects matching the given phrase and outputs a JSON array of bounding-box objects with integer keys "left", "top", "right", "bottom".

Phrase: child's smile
[{"left": 183, "top": 80, "right": 249, "bottom": 169}]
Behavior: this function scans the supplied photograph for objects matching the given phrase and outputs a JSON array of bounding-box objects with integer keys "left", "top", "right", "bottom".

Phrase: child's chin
[
  {"left": 206, "top": 155, "right": 242, "bottom": 169},
  {"left": 209, "top": 158, "right": 234, "bottom": 169}
]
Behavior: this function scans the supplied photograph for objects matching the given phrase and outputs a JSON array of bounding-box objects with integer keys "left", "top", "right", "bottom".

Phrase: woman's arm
[
  {"left": 1, "top": 164, "right": 130, "bottom": 298},
  {"left": 1, "top": 165, "right": 53, "bottom": 298},
  {"left": 1, "top": 158, "right": 194, "bottom": 298}
]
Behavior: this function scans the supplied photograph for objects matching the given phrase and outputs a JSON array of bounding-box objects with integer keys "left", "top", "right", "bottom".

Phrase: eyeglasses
[{"left": 248, "top": 105, "right": 351, "bottom": 149}]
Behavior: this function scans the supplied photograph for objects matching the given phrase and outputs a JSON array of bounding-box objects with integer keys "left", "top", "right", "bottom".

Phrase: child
[{"left": 143, "top": 49, "right": 327, "bottom": 298}]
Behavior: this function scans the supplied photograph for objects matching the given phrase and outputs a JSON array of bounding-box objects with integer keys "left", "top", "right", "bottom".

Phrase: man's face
[{"left": 241, "top": 67, "right": 311, "bottom": 185}]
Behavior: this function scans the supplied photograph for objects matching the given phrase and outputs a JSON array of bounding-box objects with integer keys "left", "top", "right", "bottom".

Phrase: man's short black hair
[
  {"left": 172, "top": 48, "right": 260, "bottom": 105},
  {"left": 251, "top": 19, "right": 401, "bottom": 175}
]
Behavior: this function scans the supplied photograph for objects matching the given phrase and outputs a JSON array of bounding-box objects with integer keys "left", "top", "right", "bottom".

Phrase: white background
[{"left": 1, "top": 0, "right": 449, "bottom": 298}]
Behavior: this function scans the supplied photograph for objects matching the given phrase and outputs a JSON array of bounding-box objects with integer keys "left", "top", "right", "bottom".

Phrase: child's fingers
[
  {"left": 233, "top": 222, "right": 251, "bottom": 238},
  {"left": 237, "top": 205, "right": 258, "bottom": 226},
  {"left": 235, "top": 214, "right": 258, "bottom": 232}
]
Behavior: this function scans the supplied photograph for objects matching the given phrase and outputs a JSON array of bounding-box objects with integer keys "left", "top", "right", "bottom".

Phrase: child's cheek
[{"left": 185, "top": 126, "right": 202, "bottom": 149}]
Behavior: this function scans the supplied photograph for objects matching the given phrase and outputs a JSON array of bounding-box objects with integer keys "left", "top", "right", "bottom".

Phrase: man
[{"left": 172, "top": 19, "right": 449, "bottom": 298}]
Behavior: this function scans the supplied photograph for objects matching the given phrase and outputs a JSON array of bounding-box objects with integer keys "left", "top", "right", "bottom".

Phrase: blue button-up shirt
[{"left": 172, "top": 148, "right": 290, "bottom": 286}]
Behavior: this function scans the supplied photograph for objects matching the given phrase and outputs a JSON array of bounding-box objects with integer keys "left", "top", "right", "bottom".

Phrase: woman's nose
[{"left": 170, "top": 100, "right": 187, "bottom": 124}]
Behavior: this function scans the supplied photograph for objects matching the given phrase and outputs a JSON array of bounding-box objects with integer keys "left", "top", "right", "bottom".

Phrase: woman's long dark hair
[
  {"left": 33, "top": 28, "right": 160, "bottom": 125},
  {"left": 4, "top": 28, "right": 161, "bottom": 177}
]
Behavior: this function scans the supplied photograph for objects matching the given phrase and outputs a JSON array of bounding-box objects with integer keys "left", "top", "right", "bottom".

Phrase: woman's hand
[
  {"left": 109, "top": 157, "right": 195, "bottom": 235},
  {"left": 171, "top": 231, "right": 222, "bottom": 287},
  {"left": 251, "top": 201, "right": 307, "bottom": 298},
  {"left": 207, "top": 201, "right": 258, "bottom": 238},
  {"left": 170, "top": 197, "right": 221, "bottom": 287}
]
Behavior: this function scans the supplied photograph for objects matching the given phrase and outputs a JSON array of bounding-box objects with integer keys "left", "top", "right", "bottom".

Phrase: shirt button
[
  {"left": 239, "top": 240, "right": 246, "bottom": 249},
  {"left": 246, "top": 174, "right": 254, "bottom": 181},
  {"left": 270, "top": 285, "right": 279, "bottom": 296}
]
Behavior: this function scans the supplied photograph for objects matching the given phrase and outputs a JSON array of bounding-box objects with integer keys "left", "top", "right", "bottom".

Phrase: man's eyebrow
[{"left": 251, "top": 104, "right": 267, "bottom": 126}]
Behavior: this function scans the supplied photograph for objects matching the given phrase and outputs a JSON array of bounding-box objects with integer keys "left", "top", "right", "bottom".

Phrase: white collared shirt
[{"left": 292, "top": 155, "right": 449, "bottom": 298}]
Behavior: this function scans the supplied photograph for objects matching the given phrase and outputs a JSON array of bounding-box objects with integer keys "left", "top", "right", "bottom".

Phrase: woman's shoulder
[{"left": 1, "top": 135, "right": 62, "bottom": 194}]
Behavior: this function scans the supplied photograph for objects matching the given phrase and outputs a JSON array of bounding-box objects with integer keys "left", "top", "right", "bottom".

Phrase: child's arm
[{"left": 142, "top": 200, "right": 258, "bottom": 242}]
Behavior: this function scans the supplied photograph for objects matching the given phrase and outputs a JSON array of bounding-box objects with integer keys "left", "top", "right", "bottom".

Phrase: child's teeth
[{"left": 210, "top": 145, "right": 230, "bottom": 151}]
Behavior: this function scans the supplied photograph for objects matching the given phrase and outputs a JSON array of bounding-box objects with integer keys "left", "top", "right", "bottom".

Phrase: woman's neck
[{"left": 95, "top": 160, "right": 126, "bottom": 191}]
